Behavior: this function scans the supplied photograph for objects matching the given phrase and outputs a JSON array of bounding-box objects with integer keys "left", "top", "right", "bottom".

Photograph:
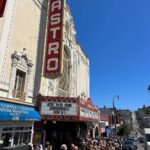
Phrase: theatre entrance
[{"left": 44, "top": 121, "right": 78, "bottom": 150}]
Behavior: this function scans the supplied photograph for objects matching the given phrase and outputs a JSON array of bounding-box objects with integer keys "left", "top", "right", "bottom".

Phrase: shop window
[
  {"left": 0, "top": 125, "right": 32, "bottom": 148},
  {"left": 0, "top": 0, "right": 7, "bottom": 17},
  {"left": 14, "top": 132, "right": 30, "bottom": 145},
  {"left": 19, "top": 132, "right": 24, "bottom": 144},
  {"left": 14, "top": 126, "right": 24, "bottom": 130},
  {"left": 22, "top": 132, "right": 28, "bottom": 143},
  {"left": 14, "top": 132, "right": 19, "bottom": 145},
  {"left": 25, "top": 127, "right": 32, "bottom": 130},
  {"left": 2, "top": 127, "right": 13, "bottom": 131},
  {"left": 14, "top": 127, "right": 20, "bottom": 130},
  {"left": 28, "top": 132, "right": 31, "bottom": 143},
  {"left": 13, "top": 69, "right": 26, "bottom": 100},
  {"left": 0, "top": 133, "right": 12, "bottom": 147},
  {"left": 20, "top": 127, "right": 24, "bottom": 130}
]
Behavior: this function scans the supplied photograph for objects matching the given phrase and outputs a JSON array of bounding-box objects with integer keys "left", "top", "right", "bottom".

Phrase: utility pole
[{"left": 112, "top": 95, "right": 119, "bottom": 134}]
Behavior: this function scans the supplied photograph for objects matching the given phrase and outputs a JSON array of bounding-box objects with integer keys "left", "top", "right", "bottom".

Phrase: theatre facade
[
  {"left": 31, "top": 0, "right": 101, "bottom": 148},
  {"left": 32, "top": 0, "right": 100, "bottom": 148}
]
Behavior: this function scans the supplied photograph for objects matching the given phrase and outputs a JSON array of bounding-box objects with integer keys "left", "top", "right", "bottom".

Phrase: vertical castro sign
[
  {"left": 44, "top": 0, "right": 64, "bottom": 78},
  {"left": 0, "top": 0, "right": 7, "bottom": 17}
]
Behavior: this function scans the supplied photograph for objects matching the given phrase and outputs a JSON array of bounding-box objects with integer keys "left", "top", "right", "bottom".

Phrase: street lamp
[
  {"left": 112, "top": 95, "right": 119, "bottom": 134},
  {"left": 148, "top": 85, "right": 150, "bottom": 91},
  {"left": 113, "top": 95, "right": 119, "bottom": 110}
]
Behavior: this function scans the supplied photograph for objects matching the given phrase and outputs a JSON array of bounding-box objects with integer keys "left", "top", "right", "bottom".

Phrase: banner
[{"left": 44, "top": 0, "right": 65, "bottom": 78}]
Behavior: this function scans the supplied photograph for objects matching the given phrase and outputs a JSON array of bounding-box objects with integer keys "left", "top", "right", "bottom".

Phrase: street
[
  {"left": 131, "top": 112, "right": 144, "bottom": 150},
  {"left": 137, "top": 142, "right": 144, "bottom": 150}
]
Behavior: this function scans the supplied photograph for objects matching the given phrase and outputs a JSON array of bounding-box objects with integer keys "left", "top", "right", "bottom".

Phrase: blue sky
[{"left": 67, "top": 0, "right": 150, "bottom": 111}]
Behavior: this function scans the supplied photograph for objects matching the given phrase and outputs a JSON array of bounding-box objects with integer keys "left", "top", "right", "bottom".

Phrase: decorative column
[
  {"left": 8, "top": 51, "right": 19, "bottom": 98},
  {"left": 25, "top": 61, "right": 33, "bottom": 100},
  {"left": 0, "top": 0, "right": 17, "bottom": 80}
]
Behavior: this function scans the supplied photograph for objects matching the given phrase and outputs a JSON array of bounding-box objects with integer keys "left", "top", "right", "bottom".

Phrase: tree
[{"left": 117, "top": 124, "right": 131, "bottom": 137}]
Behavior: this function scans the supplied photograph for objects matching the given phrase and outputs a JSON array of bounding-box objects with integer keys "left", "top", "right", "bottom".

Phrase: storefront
[
  {"left": 0, "top": 101, "right": 41, "bottom": 149},
  {"left": 35, "top": 95, "right": 100, "bottom": 150},
  {"left": 100, "top": 114, "right": 110, "bottom": 137}
]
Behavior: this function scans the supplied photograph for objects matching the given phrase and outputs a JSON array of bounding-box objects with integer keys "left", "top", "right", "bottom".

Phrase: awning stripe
[{"left": 0, "top": 101, "right": 41, "bottom": 121}]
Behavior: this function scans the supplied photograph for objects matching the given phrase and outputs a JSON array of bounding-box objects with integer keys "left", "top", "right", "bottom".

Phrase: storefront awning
[{"left": 0, "top": 101, "right": 41, "bottom": 121}]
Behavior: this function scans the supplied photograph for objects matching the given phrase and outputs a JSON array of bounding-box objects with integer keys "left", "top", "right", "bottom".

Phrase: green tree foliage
[{"left": 117, "top": 124, "right": 131, "bottom": 137}]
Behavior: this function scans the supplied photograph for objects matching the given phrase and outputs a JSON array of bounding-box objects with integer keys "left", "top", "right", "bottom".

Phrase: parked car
[
  {"left": 122, "top": 140, "right": 136, "bottom": 150},
  {"left": 138, "top": 136, "right": 144, "bottom": 143},
  {"left": 126, "top": 137, "right": 138, "bottom": 149},
  {"left": 128, "top": 136, "right": 138, "bottom": 142}
]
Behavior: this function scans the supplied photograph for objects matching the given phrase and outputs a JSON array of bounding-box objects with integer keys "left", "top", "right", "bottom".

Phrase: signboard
[
  {"left": 41, "top": 101, "right": 77, "bottom": 116},
  {"left": 0, "top": 102, "right": 40, "bottom": 121},
  {"left": 80, "top": 107, "right": 99, "bottom": 119},
  {"left": 44, "top": 0, "right": 64, "bottom": 78}
]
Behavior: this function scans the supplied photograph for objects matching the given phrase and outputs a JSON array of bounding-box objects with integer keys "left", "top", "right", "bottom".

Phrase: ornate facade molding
[
  {"left": 62, "top": 6, "right": 78, "bottom": 97},
  {"left": 0, "top": 80, "right": 9, "bottom": 86},
  {"left": 0, "top": 0, "right": 17, "bottom": 80},
  {"left": 8, "top": 49, "right": 33, "bottom": 100},
  {"left": 48, "top": 80, "right": 54, "bottom": 92}
]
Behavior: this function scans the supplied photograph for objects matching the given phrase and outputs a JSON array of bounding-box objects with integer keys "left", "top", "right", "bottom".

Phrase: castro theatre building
[{"left": 33, "top": 0, "right": 100, "bottom": 149}]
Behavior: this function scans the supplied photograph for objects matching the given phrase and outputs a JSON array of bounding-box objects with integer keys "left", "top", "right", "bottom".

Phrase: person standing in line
[
  {"left": 60, "top": 144, "right": 67, "bottom": 150},
  {"left": 101, "top": 139, "right": 106, "bottom": 150}
]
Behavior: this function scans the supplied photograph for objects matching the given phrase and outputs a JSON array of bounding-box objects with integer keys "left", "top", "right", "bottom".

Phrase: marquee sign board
[
  {"left": 41, "top": 101, "right": 78, "bottom": 116},
  {"left": 80, "top": 107, "right": 99, "bottom": 120},
  {"left": 44, "top": 0, "right": 65, "bottom": 78}
]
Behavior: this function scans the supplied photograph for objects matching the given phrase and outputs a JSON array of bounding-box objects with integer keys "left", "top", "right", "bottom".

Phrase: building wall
[
  {"left": 76, "top": 44, "right": 90, "bottom": 99},
  {"left": 0, "top": 0, "right": 16, "bottom": 85},
  {"left": 0, "top": 0, "right": 90, "bottom": 104},
  {"left": 0, "top": 0, "right": 46, "bottom": 103}
]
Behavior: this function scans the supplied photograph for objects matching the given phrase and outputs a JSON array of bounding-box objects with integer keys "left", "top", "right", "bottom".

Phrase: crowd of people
[{"left": 52, "top": 136, "right": 125, "bottom": 150}]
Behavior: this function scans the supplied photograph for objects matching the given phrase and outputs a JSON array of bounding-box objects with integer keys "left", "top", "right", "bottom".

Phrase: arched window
[{"left": 58, "top": 47, "right": 71, "bottom": 96}]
